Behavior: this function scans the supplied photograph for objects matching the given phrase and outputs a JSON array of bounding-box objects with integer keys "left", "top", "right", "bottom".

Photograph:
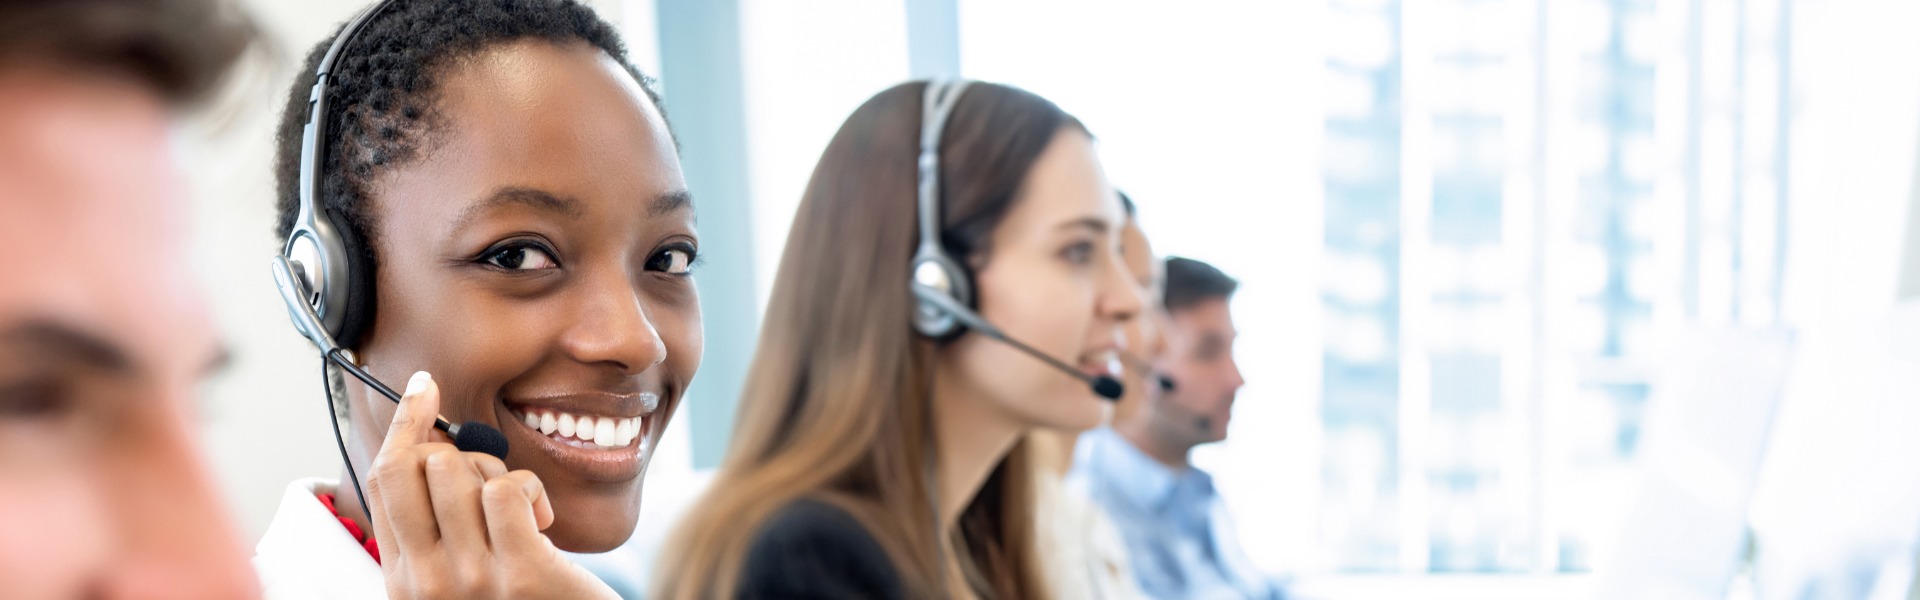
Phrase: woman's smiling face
[{"left": 349, "top": 39, "right": 701, "bottom": 553}]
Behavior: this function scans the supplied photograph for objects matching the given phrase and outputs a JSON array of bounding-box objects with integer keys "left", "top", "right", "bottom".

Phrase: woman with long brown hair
[{"left": 652, "top": 80, "right": 1142, "bottom": 599}]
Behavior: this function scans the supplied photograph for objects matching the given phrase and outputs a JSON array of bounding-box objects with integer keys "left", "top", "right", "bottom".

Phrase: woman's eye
[
  {"left": 1062, "top": 241, "right": 1095, "bottom": 265},
  {"left": 647, "top": 247, "right": 695, "bottom": 275},
  {"left": 482, "top": 244, "right": 559, "bottom": 271}
]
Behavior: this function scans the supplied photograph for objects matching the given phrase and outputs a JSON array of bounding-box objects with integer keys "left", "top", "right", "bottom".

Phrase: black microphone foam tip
[
  {"left": 454, "top": 421, "right": 509, "bottom": 460},
  {"left": 1091, "top": 376, "right": 1124, "bottom": 402}
]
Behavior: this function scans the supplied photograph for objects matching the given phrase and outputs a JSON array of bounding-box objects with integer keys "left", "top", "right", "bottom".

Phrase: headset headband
[
  {"left": 281, "top": 0, "right": 398, "bottom": 349},
  {"left": 915, "top": 79, "right": 970, "bottom": 261},
  {"left": 909, "top": 79, "right": 975, "bottom": 340}
]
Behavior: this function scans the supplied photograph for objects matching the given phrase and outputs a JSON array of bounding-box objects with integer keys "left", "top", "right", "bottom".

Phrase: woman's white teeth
[
  {"left": 517, "top": 408, "right": 641, "bottom": 448},
  {"left": 594, "top": 418, "right": 618, "bottom": 446}
]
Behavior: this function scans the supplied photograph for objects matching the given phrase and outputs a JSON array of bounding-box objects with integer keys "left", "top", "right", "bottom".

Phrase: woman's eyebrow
[
  {"left": 650, "top": 189, "right": 693, "bottom": 218},
  {"left": 454, "top": 186, "right": 584, "bottom": 229},
  {"left": 1055, "top": 215, "right": 1110, "bottom": 234}
]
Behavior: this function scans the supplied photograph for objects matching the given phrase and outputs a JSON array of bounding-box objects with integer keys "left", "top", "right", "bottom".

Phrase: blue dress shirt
[{"left": 1068, "top": 427, "right": 1286, "bottom": 600}]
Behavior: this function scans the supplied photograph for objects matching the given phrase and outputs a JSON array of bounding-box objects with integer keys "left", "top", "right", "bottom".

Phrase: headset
[
  {"left": 269, "top": 0, "right": 506, "bottom": 517},
  {"left": 909, "top": 80, "right": 976, "bottom": 341},
  {"left": 907, "top": 80, "right": 1124, "bottom": 402},
  {"left": 278, "top": 0, "right": 391, "bottom": 353}
]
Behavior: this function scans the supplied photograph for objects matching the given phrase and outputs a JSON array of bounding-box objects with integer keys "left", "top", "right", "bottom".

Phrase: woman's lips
[
  {"left": 496, "top": 393, "right": 660, "bottom": 483},
  {"left": 1077, "top": 352, "right": 1122, "bottom": 380}
]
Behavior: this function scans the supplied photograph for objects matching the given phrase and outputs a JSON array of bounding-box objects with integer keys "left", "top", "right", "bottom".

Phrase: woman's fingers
[
  {"left": 367, "top": 371, "right": 448, "bottom": 550},
  {"left": 478, "top": 471, "right": 618, "bottom": 600},
  {"left": 479, "top": 470, "right": 556, "bottom": 557},
  {"left": 525, "top": 471, "right": 554, "bottom": 531},
  {"left": 385, "top": 371, "right": 439, "bottom": 446},
  {"left": 471, "top": 452, "right": 509, "bottom": 481},
  {"left": 423, "top": 447, "right": 492, "bottom": 554},
  {"left": 361, "top": 369, "right": 572, "bottom": 598}
]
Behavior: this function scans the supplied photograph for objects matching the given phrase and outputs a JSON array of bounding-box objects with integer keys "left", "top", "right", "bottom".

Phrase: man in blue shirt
[{"left": 1072, "top": 257, "right": 1283, "bottom": 599}]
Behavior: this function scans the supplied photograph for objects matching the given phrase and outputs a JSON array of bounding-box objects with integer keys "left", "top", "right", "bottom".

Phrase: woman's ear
[{"left": 964, "top": 246, "right": 990, "bottom": 272}]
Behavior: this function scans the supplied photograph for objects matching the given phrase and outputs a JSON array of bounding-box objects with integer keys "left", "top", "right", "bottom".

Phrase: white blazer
[{"left": 253, "top": 478, "right": 388, "bottom": 599}]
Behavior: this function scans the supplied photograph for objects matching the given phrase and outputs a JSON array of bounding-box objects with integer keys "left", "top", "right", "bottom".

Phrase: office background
[{"left": 173, "top": 0, "right": 1920, "bottom": 594}]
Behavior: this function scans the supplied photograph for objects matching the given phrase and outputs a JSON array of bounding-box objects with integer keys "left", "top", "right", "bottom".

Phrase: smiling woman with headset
[
  {"left": 651, "top": 81, "right": 1142, "bottom": 600},
  {"left": 254, "top": 0, "right": 700, "bottom": 597}
]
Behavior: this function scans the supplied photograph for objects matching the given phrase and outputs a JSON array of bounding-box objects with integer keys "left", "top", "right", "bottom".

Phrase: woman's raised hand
[{"left": 364, "top": 371, "right": 617, "bottom": 600}]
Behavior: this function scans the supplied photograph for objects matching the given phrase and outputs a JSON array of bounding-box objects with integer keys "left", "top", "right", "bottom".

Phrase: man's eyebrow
[
  {"left": 453, "top": 187, "right": 585, "bottom": 230},
  {"left": 0, "top": 320, "right": 132, "bottom": 373},
  {"left": 650, "top": 189, "right": 694, "bottom": 218}
]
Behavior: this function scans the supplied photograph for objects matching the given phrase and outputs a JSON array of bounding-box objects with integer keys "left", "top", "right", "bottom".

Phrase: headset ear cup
[
  {"left": 331, "top": 214, "right": 377, "bottom": 350},
  {"left": 911, "top": 253, "right": 974, "bottom": 343}
]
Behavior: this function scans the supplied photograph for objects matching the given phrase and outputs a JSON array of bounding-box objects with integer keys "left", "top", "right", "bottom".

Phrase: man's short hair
[
  {"left": 1163, "top": 256, "right": 1237, "bottom": 312},
  {"left": 0, "top": 0, "right": 254, "bottom": 105}
]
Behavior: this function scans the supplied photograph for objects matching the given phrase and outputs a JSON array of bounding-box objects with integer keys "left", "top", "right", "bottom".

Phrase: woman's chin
[
  {"left": 546, "top": 523, "right": 635, "bottom": 554},
  {"left": 542, "top": 494, "right": 642, "bottom": 553},
  {"left": 1030, "top": 399, "right": 1107, "bottom": 434},
  {"left": 1063, "top": 408, "right": 1106, "bottom": 432}
]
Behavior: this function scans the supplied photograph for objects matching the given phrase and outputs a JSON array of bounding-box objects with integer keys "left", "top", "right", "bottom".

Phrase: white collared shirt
[{"left": 253, "top": 478, "right": 388, "bottom": 600}]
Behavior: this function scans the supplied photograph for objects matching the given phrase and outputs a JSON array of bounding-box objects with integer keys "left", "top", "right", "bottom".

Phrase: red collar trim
[{"left": 316, "top": 492, "right": 382, "bottom": 565}]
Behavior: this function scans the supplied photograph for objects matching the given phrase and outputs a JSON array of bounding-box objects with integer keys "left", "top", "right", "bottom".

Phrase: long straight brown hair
[{"left": 651, "top": 81, "right": 1084, "bottom": 599}]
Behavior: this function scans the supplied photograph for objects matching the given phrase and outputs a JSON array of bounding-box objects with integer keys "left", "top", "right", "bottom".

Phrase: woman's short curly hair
[{"left": 271, "top": 0, "right": 670, "bottom": 271}]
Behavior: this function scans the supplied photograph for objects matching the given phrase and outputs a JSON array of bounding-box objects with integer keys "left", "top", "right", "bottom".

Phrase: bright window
[{"left": 717, "top": 0, "right": 1815, "bottom": 576}]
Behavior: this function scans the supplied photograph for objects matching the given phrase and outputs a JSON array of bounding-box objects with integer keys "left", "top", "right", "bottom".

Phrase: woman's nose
[
  {"left": 561, "top": 273, "right": 667, "bottom": 375},
  {"left": 1100, "top": 252, "right": 1145, "bottom": 323}
]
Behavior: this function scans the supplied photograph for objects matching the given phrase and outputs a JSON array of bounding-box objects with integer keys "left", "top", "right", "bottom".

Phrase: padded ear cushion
[
  {"left": 912, "top": 251, "right": 977, "bottom": 344},
  {"left": 954, "top": 254, "right": 978, "bottom": 338},
  {"left": 959, "top": 256, "right": 978, "bottom": 311},
  {"left": 330, "top": 211, "right": 378, "bottom": 350}
]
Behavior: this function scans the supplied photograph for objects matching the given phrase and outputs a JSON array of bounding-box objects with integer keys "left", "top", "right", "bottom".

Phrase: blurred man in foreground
[{"left": 0, "top": 0, "right": 259, "bottom": 597}]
